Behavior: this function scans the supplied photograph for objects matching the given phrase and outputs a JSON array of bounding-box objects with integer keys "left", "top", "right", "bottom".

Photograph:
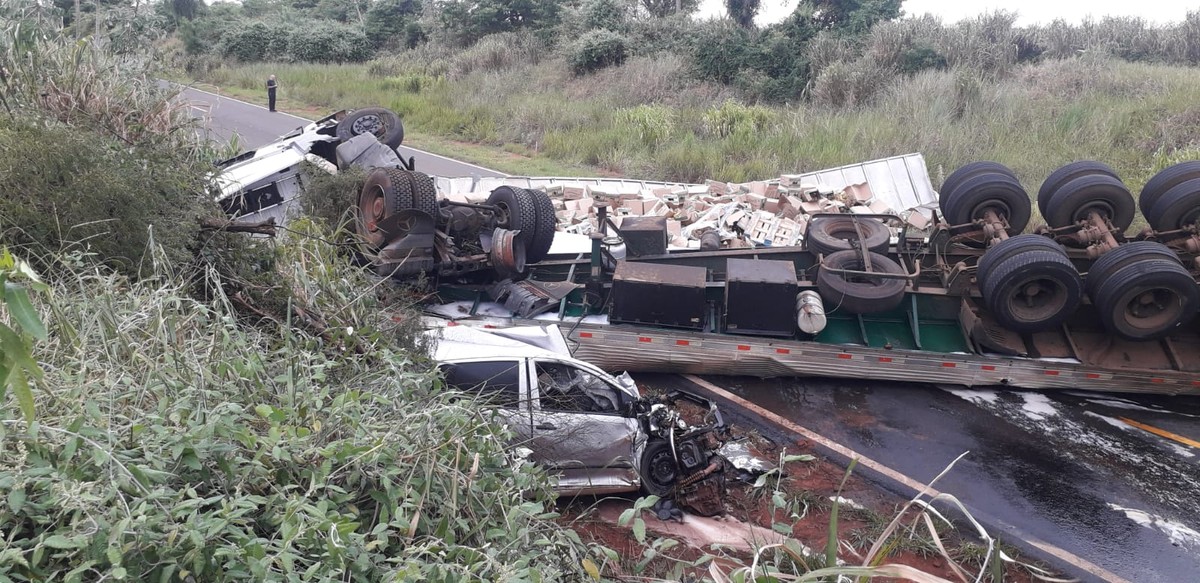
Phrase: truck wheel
[
  {"left": 816, "top": 250, "right": 907, "bottom": 314},
  {"left": 640, "top": 439, "right": 679, "bottom": 496},
  {"left": 805, "top": 216, "right": 891, "bottom": 256},
  {"left": 406, "top": 170, "right": 439, "bottom": 220},
  {"left": 1146, "top": 177, "right": 1200, "bottom": 231},
  {"left": 940, "top": 161, "right": 1017, "bottom": 207},
  {"left": 357, "top": 167, "right": 413, "bottom": 249},
  {"left": 1085, "top": 241, "right": 1182, "bottom": 297},
  {"left": 1037, "top": 161, "right": 1118, "bottom": 218},
  {"left": 1042, "top": 174, "right": 1135, "bottom": 230},
  {"left": 337, "top": 107, "right": 405, "bottom": 150},
  {"left": 980, "top": 248, "right": 1082, "bottom": 334},
  {"left": 1092, "top": 259, "right": 1200, "bottom": 341},
  {"left": 940, "top": 172, "right": 1031, "bottom": 234},
  {"left": 976, "top": 234, "right": 1065, "bottom": 291},
  {"left": 519, "top": 188, "right": 557, "bottom": 264},
  {"left": 1139, "top": 161, "right": 1200, "bottom": 214},
  {"left": 488, "top": 186, "right": 540, "bottom": 257}
]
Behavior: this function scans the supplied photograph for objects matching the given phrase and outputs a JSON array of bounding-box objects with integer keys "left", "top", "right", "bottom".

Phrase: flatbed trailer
[
  {"left": 422, "top": 155, "right": 1200, "bottom": 397},
  {"left": 432, "top": 240, "right": 1200, "bottom": 397}
]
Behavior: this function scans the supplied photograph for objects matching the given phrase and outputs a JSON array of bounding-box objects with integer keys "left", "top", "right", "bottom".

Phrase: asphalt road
[
  {"left": 175, "top": 85, "right": 504, "bottom": 178},
  {"left": 186, "top": 86, "right": 1200, "bottom": 582},
  {"left": 698, "top": 376, "right": 1200, "bottom": 583}
]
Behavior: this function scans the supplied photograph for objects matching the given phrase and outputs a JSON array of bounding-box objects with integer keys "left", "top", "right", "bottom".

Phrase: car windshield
[{"left": 535, "top": 362, "right": 621, "bottom": 414}]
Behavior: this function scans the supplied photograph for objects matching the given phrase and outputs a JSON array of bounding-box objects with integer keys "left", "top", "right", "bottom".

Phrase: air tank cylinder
[{"left": 796, "top": 290, "right": 827, "bottom": 335}]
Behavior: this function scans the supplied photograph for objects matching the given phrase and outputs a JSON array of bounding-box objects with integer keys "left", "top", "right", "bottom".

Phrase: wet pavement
[{"left": 695, "top": 376, "right": 1200, "bottom": 582}]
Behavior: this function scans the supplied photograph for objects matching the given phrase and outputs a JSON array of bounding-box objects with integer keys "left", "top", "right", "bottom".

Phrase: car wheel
[
  {"left": 816, "top": 250, "right": 908, "bottom": 314},
  {"left": 336, "top": 107, "right": 405, "bottom": 150},
  {"left": 805, "top": 216, "right": 891, "bottom": 256},
  {"left": 640, "top": 439, "right": 679, "bottom": 496}
]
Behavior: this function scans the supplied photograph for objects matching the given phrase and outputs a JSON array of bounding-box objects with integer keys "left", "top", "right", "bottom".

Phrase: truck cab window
[{"left": 439, "top": 361, "right": 521, "bottom": 408}]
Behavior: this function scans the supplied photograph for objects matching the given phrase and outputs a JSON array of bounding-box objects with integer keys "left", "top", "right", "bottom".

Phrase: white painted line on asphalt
[
  {"left": 176, "top": 84, "right": 508, "bottom": 177},
  {"left": 681, "top": 373, "right": 1133, "bottom": 583}
]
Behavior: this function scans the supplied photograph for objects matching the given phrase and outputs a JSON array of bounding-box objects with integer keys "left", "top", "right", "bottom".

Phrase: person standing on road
[{"left": 267, "top": 74, "right": 278, "bottom": 112}]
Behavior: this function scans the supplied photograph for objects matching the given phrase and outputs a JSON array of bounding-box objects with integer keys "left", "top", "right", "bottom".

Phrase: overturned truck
[{"left": 214, "top": 112, "right": 1200, "bottom": 397}]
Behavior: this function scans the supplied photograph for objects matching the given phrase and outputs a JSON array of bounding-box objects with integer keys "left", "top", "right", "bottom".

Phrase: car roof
[{"left": 429, "top": 324, "right": 570, "bottom": 362}]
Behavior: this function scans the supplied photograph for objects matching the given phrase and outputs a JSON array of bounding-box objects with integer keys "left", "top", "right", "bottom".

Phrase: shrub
[
  {"left": 810, "top": 57, "right": 896, "bottom": 108},
  {"left": 222, "top": 21, "right": 292, "bottom": 62},
  {"left": 449, "top": 31, "right": 545, "bottom": 78},
  {"left": 691, "top": 21, "right": 753, "bottom": 84},
  {"left": 288, "top": 22, "right": 374, "bottom": 63},
  {"left": 568, "top": 29, "right": 628, "bottom": 75},
  {"left": 700, "top": 99, "right": 777, "bottom": 138},
  {"left": 583, "top": 0, "right": 627, "bottom": 32},
  {"left": 616, "top": 104, "right": 676, "bottom": 146}
]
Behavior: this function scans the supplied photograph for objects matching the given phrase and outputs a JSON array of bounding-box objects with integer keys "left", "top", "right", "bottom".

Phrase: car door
[
  {"left": 527, "top": 359, "right": 640, "bottom": 492},
  {"left": 438, "top": 358, "right": 533, "bottom": 448}
]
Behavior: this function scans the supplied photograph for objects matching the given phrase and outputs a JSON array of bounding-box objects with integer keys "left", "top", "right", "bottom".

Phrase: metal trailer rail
[{"left": 437, "top": 318, "right": 1200, "bottom": 397}]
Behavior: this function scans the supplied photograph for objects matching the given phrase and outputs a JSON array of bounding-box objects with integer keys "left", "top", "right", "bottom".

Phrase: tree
[
  {"left": 801, "top": 0, "right": 902, "bottom": 34},
  {"left": 435, "top": 0, "right": 560, "bottom": 46},
  {"left": 639, "top": 0, "right": 700, "bottom": 18},
  {"left": 724, "top": 0, "right": 760, "bottom": 28},
  {"left": 364, "top": 0, "right": 421, "bottom": 48}
]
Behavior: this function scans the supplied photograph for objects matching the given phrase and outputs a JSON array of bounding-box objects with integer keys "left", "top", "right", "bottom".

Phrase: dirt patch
[{"left": 559, "top": 423, "right": 1053, "bottom": 581}]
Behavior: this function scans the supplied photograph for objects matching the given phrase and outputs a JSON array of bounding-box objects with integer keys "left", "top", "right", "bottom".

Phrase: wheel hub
[{"left": 351, "top": 114, "right": 384, "bottom": 137}]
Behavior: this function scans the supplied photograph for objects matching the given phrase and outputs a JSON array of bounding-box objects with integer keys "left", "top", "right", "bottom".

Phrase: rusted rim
[
  {"left": 1005, "top": 275, "right": 1070, "bottom": 325},
  {"left": 490, "top": 228, "right": 526, "bottom": 277},
  {"left": 1118, "top": 286, "right": 1186, "bottom": 333},
  {"left": 356, "top": 184, "right": 389, "bottom": 249}
]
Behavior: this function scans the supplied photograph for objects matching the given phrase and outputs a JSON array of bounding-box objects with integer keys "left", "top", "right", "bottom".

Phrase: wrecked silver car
[{"left": 430, "top": 324, "right": 747, "bottom": 515}]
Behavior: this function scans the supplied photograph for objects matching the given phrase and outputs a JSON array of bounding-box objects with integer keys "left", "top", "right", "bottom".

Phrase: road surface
[
  {"left": 176, "top": 85, "right": 504, "bottom": 178},
  {"left": 183, "top": 86, "right": 1200, "bottom": 583}
]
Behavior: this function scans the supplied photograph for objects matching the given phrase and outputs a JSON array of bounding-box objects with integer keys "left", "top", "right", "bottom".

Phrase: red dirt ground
[{"left": 556, "top": 408, "right": 1054, "bottom": 582}]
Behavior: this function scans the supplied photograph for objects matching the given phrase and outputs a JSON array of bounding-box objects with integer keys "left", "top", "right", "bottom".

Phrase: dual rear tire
[{"left": 1085, "top": 242, "right": 1200, "bottom": 340}]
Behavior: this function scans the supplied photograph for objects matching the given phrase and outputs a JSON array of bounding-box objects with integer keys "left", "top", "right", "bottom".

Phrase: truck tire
[
  {"left": 980, "top": 248, "right": 1083, "bottom": 334},
  {"left": 336, "top": 107, "right": 405, "bottom": 150},
  {"left": 1092, "top": 259, "right": 1200, "bottom": 341},
  {"left": 940, "top": 162, "right": 1017, "bottom": 207},
  {"left": 406, "top": 171, "right": 439, "bottom": 220},
  {"left": 487, "top": 186, "right": 540, "bottom": 259},
  {"left": 1085, "top": 241, "right": 1182, "bottom": 297},
  {"left": 1145, "top": 177, "right": 1200, "bottom": 231},
  {"left": 816, "top": 250, "right": 907, "bottom": 314},
  {"left": 519, "top": 188, "right": 557, "bottom": 264},
  {"left": 357, "top": 167, "right": 414, "bottom": 249},
  {"left": 976, "top": 234, "right": 1065, "bottom": 291},
  {"left": 940, "top": 172, "right": 1031, "bottom": 234},
  {"left": 805, "top": 216, "right": 891, "bottom": 256},
  {"left": 1043, "top": 174, "right": 1135, "bottom": 230},
  {"left": 1139, "top": 161, "right": 1200, "bottom": 215},
  {"left": 1037, "top": 161, "right": 1119, "bottom": 217},
  {"left": 640, "top": 439, "right": 679, "bottom": 496}
]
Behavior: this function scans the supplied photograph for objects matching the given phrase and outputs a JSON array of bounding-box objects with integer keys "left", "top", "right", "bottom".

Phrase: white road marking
[{"left": 682, "top": 373, "right": 1133, "bottom": 583}]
